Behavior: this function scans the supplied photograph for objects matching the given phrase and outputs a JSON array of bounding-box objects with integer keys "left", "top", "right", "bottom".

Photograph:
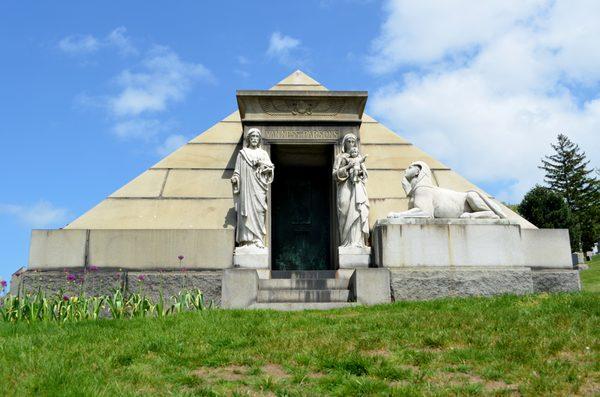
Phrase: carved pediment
[{"left": 237, "top": 90, "right": 367, "bottom": 123}]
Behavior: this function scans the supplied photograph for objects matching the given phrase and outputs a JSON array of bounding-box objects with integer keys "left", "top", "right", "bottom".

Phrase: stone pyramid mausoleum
[
  {"left": 65, "top": 71, "right": 533, "bottom": 231},
  {"left": 14, "top": 71, "right": 579, "bottom": 309}
]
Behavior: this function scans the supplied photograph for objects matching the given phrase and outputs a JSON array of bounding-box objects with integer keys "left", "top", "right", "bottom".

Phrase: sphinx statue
[{"left": 387, "top": 161, "right": 506, "bottom": 219}]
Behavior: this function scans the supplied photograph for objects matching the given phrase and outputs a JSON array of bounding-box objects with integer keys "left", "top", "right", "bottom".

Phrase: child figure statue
[{"left": 346, "top": 146, "right": 368, "bottom": 184}]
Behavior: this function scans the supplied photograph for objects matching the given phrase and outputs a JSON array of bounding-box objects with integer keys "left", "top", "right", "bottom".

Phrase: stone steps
[
  {"left": 248, "top": 302, "right": 359, "bottom": 311},
  {"left": 257, "top": 289, "right": 350, "bottom": 303},
  {"left": 259, "top": 278, "right": 350, "bottom": 290},
  {"left": 255, "top": 270, "right": 353, "bottom": 308}
]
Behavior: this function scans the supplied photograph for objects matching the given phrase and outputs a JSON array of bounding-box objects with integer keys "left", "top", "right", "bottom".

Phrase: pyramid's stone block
[
  {"left": 88, "top": 229, "right": 234, "bottom": 269},
  {"left": 152, "top": 144, "right": 239, "bottom": 169},
  {"left": 66, "top": 198, "right": 235, "bottom": 229},
  {"left": 190, "top": 122, "right": 242, "bottom": 144},
  {"left": 368, "top": 170, "right": 407, "bottom": 199},
  {"left": 522, "top": 229, "right": 572, "bottom": 268},
  {"left": 360, "top": 122, "right": 409, "bottom": 144},
  {"left": 29, "top": 229, "right": 87, "bottom": 269},
  {"left": 110, "top": 169, "right": 167, "bottom": 198},
  {"left": 362, "top": 144, "right": 448, "bottom": 170},
  {"left": 162, "top": 169, "right": 234, "bottom": 198}
]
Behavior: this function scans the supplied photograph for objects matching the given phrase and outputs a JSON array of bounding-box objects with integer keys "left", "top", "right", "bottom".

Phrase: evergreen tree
[
  {"left": 539, "top": 134, "right": 599, "bottom": 251},
  {"left": 518, "top": 186, "right": 580, "bottom": 249}
]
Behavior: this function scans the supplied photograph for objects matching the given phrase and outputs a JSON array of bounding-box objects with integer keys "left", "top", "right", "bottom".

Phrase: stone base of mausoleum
[
  {"left": 531, "top": 269, "right": 581, "bottom": 293},
  {"left": 389, "top": 267, "right": 533, "bottom": 300},
  {"left": 10, "top": 269, "right": 223, "bottom": 306}
]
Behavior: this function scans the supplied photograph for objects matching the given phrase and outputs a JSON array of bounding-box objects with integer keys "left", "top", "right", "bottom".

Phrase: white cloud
[
  {"left": 156, "top": 134, "right": 188, "bottom": 157},
  {"left": 0, "top": 201, "right": 69, "bottom": 228},
  {"left": 58, "top": 34, "right": 100, "bottom": 54},
  {"left": 109, "top": 46, "right": 213, "bottom": 117},
  {"left": 106, "top": 27, "right": 138, "bottom": 56},
  {"left": 112, "top": 118, "right": 165, "bottom": 140},
  {"left": 58, "top": 27, "right": 137, "bottom": 56},
  {"left": 368, "top": 0, "right": 600, "bottom": 202},
  {"left": 267, "top": 32, "right": 303, "bottom": 66}
]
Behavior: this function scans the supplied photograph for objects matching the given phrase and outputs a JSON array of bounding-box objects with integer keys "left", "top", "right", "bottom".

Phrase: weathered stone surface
[
  {"left": 532, "top": 270, "right": 581, "bottom": 293},
  {"left": 88, "top": 229, "right": 234, "bottom": 269},
  {"left": 389, "top": 268, "right": 533, "bottom": 300},
  {"left": 350, "top": 268, "right": 391, "bottom": 305},
  {"left": 233, "top": 245, "right": 269, "bottom": 269},
  {"left": 522, "top": 229, "right": 572, "bottom": 269},
  {"left": 109, "top": 170, "right": 167, "bottom": 198},
  {"left": 338, "top": 246, "right": 371, "bottom": 268},
  {"left": 248, "top": 302, "right": 359, "bottom": 311},
  {"left": 273, "top": 70, "right": 322, "bottom": 86},
  {"left": 66, "top": 198, "right": 235, "bottom": 229},
  {"left": 257, "top": 289, "right": 350, "bottom": 303},
  {"left": 190, "top": 122, "right": 243, "bottom": 144},
  {"left": 360, "top": 122, "right": 409, "bottom": 144},
  {"left": 29, "top": 229, "right": 87, "bottom": 269},
  {"left": 237, "top": 90, "right": 367, "bottom": 123},
  {"left": 374, "top": 219, "right": 524, "bottom": 268},
  {"left": 369, "top": 198, "right": 409, "bottom": 228},
  {"left": 221, "top": 269, "right": 259, "bottom": 309},
  {"left": 13, "top": 269, "right": 126, "bottom": 297},
  {"left": 162, "top": 169, "right": 234, "bottom": 198},
  {"left": 151, "top": 144, "right": 239, "bottom": 169},
  {"left": 368, "top": 170, "right": 407, "bottom": 199},
  {"left": 361, "top": 144, "right": 448, "bottom": 170},
  {"left": 127, "top": 271, "right": 222, "bottom": 305},
  {"left": 12, "top": 269, "right": 223, "bottom": 306}
]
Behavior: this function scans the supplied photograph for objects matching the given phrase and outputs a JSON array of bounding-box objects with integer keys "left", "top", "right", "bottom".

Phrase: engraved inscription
[{"left": 262, "top": 130, "right": 340, "bottom": 140}]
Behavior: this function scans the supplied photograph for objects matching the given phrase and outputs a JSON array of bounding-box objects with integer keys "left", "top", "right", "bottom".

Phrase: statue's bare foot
[{"left": 253, "top": 240, "right": 265, "bottom": 249}]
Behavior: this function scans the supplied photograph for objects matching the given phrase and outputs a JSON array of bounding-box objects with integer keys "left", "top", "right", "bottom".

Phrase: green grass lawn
[
  {"left": 1, "top": 292, "right": 598, "bottom": 396},
  {"left": 581, "top": 254, "right": 600, "bottom": 293}
]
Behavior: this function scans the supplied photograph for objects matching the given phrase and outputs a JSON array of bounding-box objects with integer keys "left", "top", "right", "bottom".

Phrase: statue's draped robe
[
  {"left": 233, "top": 147, "right": 273, "bottom": 245},
  {"left": 333, "top": 153, "right": 370, "bottom": 247}
]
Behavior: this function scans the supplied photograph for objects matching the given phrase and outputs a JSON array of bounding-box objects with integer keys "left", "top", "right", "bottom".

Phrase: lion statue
[{"left": 387, "top": 161, "right": 506, "bottom": 219}]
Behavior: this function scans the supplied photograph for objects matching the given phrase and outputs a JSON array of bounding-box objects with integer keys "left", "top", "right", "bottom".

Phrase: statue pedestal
[
  {"left": 371, "top": 217, "right": 580, "bottom": 299},
  {"left": 338, "top": 246, "right": 371, "bottom": 268},
  {"left": 233, "top": 246, "right": 269, "bottom": 269}
]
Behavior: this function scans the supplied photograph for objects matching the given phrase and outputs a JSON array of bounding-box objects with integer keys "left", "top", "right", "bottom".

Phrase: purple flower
[
  {"left": 182, "top": 268, "right": 188, "bottom": 273},
  {"left": 178, "top": 255, "right": 184, "bottom": 261},
  {"left": 63, "top": 295, "right": 70, "bottom": 301},
  {"left": 66, "top": 274, "right": 76, "bottom": 282},
  {"left": 89, "top": 265, "right": 98, "bottom": 271},
  {"left": 0, "top": 280, "right": 7, "bottom": 288},
  {"left": 137, "top": 274, "right": 146, "bottom": 282}
]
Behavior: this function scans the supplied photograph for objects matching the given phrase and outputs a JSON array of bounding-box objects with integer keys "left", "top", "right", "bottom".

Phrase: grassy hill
[{"left": 1, "top": 288, "right": 598, "bottom": 396}]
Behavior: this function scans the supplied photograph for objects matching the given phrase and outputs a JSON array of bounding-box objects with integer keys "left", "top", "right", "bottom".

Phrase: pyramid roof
[{"left": 65, "top": 71, "right": 535, "bottom": 230}]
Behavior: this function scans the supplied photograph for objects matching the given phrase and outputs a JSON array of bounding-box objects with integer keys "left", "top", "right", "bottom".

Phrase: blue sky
[{"left": 0, "top": 1, "right": 598, "bottom": 284}]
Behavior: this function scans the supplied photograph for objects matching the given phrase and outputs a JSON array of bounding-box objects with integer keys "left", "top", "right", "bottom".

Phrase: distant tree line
[{"left": 518, "top": 134, "right": 599, "bottom": 253}]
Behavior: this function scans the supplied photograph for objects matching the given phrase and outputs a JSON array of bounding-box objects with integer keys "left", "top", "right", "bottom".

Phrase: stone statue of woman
[
  {"left": 333, "top": 133, "right": 370, "bottom": 248},
  {"left": 231, "top": 128, "right": 274, "bottom": 250}
]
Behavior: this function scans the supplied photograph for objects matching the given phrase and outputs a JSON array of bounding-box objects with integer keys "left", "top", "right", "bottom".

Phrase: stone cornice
[{"left": 236, "top": 90, "right": 368, "bottom": 123}]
